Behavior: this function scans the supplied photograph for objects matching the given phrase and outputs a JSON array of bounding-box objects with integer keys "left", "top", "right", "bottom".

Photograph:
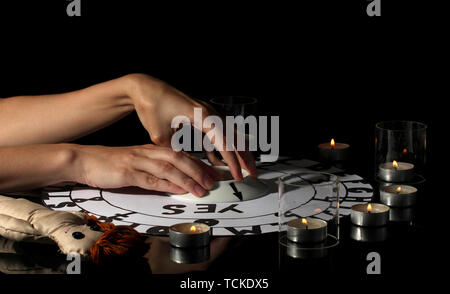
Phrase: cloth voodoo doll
[{"left": 0, "top": 195, "right": 147, "bottom": 265}]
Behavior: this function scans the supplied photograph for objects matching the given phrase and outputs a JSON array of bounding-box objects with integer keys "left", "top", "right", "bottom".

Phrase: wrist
[
  {"left": 56, "top": 144, "right": 85, "bottom": 184},
  {"left": 123, "top": 73, "right": 166, "bottom": 106}
]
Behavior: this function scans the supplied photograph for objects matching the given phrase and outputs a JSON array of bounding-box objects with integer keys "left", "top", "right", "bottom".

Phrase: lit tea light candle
[
  {"left": 350, "top": 203, "right": 390, "bottom": 227},
  {"left": 318, "top": 138, "right": 350, "bottom": 162},
  {"left": 169, "top": 223, "right": 211, "bottom": 248},
  {"left": 380, "top": 185, "right": 418, "bottom": 207},
  {"left": 287, "top": 217, "right": 327, "bottom": 244},
  {"left": 378, "top": 160, "right": 414, "bottom": 182}
]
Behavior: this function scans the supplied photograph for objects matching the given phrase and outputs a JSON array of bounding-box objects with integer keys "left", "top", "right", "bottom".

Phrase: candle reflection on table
[
  {"left": 170, "top": 245, "right": 210, "bottom": 264},
  {"left": 350, "top": 225, "right": 388, "bottom": 242},
  {"left": 286, "top": 240, "right": 328, "bottom": 259},
  {"left": 145, "top": 236, "right": 231, "bottom": 274},
  {"left": 389, "top": 206, "right": 416, "bottom": 223}
]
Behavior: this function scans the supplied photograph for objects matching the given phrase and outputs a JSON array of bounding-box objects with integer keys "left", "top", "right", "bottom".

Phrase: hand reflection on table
[
  {"left": 0, "top": 234, "right": 232, "bottom": 274},
  {"left": 145, "top": 236, "right": 231, "bottom": 274}
]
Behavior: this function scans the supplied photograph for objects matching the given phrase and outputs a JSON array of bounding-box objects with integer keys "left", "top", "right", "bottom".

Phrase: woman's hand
[
  {"left": 0, "top": 73, "right": 257, "bottom": 193},
  {"left": 126, "top": 73, "right": 257, "bottom": 181},
  {"left": 71, "top": 144, "right": 220, "bottom": 197}
]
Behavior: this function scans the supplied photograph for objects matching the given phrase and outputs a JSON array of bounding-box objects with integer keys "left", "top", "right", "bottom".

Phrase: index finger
[
  {"left": 236, "top": 150, "right": 258, "bottom": 178},
  {"left": 218, "top": 147, "right": 243, "bottom": 181},
  {"left": 198, "top": 109, "right": 244, "bottom": 181}
]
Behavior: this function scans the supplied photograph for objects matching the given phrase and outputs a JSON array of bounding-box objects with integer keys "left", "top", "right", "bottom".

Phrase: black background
[
  {"left": 0, "top": 0, "right": 446, "bottom": 287},
  {"left": 0, "top": 1, "right": 442, "bottom": 178}
]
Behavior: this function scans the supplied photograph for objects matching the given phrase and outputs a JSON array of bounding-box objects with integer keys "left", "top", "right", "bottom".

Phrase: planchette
[{"left": 170, "top": 166, "right": 270, "bottom": 203}]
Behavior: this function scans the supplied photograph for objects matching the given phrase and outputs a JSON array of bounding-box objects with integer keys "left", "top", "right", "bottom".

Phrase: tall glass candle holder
[
  {"left": 278, "top": 172, "right": 340, "bottom": 260},
  {"left": 210, "top": 96, "right": 261, "bottom": 159},
  {"left": 375, "top": 121, "right": 427, "bottom": 184},
  {"left": 210, "top": 96, "right": 258, "bottom": 117}
]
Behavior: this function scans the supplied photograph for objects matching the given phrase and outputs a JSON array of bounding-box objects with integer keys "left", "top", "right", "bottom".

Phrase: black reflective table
[{"left": 0, "top": 166, "right": 439, "bottom": 289}]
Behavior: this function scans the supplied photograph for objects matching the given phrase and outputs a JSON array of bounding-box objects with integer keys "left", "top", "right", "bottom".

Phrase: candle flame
[
  {"left": 396, "top": 186, "right": 402, "bottom": 193},
  {"left": 402, "top": 148, "right": 408, "bottom": 155},
  {"left": 301, "top": 218, "right": 308, "bottom": 225},
  {"left": 367, "top": 203, "right": 372, "bottom": 213},
  {"left": 393, "top": 160, "right": 399, "bottom": 169},
  {"left": 330, "top": 138, "right": 335, "bottom": 148},
  {"left": 190, "top": 225, "right": 197, "bottom": 232}
]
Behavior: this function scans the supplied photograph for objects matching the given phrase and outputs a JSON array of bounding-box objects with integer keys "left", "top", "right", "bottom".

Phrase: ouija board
[{"left": 41, "top": 158, "right": 373, "bottom": 236}]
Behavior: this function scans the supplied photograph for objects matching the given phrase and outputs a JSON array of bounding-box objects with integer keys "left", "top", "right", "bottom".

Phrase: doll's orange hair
[{"left": 85, "top": 213, "right": 147, "bottom": 265}]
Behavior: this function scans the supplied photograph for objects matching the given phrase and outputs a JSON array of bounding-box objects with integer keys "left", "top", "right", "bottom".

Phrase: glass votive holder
[
  {"left": 375, "top": 121, "right": 427, "bottom": 183},
  {"left": 210, "top": 96, "right": 258, "bottom": 117},
  {"left": 278, "top": 172, "right": 340, "bottom": 258},
  {"left": 209, "top": 96, "right": 260, "bottom": 158}
]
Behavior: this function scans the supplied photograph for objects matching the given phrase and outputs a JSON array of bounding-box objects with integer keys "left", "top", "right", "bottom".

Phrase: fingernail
[
  {"left": 204, "top": 175, "right": 214, "bottom": 189},
  {"left": 194, "top": 184, "right": 206, "bottom": 196},
  {"left": 236, "top": 171, "right": 243, "bottom": 182}
]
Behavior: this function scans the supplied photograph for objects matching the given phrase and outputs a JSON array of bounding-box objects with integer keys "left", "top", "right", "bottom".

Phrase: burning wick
[
  {"left": 301, "top": 218, "right": 308, "bottom": 230},
  {"left": 367, "top": 203, "right": 372, "bottom": 214},
  {"left": 318, "top": 138, "right": 349, "bottom": 162},
  {"left": 393, "top": 160, "right": 399, "bottom": 170},
  {"left": 396, "top": 186, "right": 402, "bottom": 194},
  {"left": 169, "top": 223, "right": 211, "bottom": 248}
]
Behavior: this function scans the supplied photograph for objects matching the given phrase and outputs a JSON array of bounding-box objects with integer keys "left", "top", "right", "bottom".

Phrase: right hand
[
  {"left": 126, "top": 73, "right": 257, "bottom": 181},
  {"left": 71, "top": 144, "right": 220, "bottom": 197}
]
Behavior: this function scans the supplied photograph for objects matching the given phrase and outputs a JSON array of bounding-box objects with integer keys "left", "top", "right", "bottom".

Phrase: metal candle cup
[
  {"left": 169, "top": 223, "right": 211, "bottom": 248},
  {"left": 380, "top": 185, "right": 418, "bottom": 207},
  {"left": 350, "top": 203, "right": 390, "bottom": 227},
  {"left": 318, "top": 139, "right": 350, "bottom": 162},
  {"left": 378, "top": 161, "right": 414, "bottom": 182},
  {"left": 286, "top": 218, "right": 327, "bottom": 244}
]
